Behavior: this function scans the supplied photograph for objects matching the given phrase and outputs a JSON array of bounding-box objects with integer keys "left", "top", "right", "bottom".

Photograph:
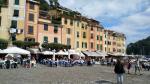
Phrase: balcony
[{"left": 51, "top": 16, "right": 61, "bottom": 25}]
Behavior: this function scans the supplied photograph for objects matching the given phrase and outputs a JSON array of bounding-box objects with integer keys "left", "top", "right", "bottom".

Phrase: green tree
[
  {"left": 126, "top": 36, "right": 150, "bottom": 55},
  {"left": 0, "top": 39, "right": 8, "bottom": 49},
  {"left": 42, "top": 43, "right": 71, "bottom": 51},
  {"left": 13, "top": 41, "right": 39, "bottom": 49}
]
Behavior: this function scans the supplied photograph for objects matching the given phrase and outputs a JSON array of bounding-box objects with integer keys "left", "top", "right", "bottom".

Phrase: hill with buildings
[{"left": 126, "top": 36, "right": 150, "bottom": 56}]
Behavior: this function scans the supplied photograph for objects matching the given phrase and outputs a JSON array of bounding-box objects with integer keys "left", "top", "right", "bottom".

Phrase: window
[
  {"left": 105, "top": 34, "right": 107, "bottom": 38},
  {"left": 82, "top": 42, "right": 84, "bottom": 48},
  {"left": 0, "top": 16, "right": 1, "bottom": 26},
  {"left": 30, "top": 3, "right": 35, "bottom": 9},
  {"left": 100, "top": 36, "right": 103, "bottom": 41},
  {"left": 67, "top": 38, "right": 71, "bottom": 45},
  {"left": 97, "top": 28, "right": 99, "bottom": 31},
  {"left": 91, "top": 27, "right": 93, "bottom": 31},
  {"left": 54, "top": 25, "right": 58, "bottom": 33},
  {"left": 91, "top": 34, "right": 93, "bottom": 39},
  {"left": 14, "top": 0, "right": 19, "bottom": 5},
  {"left": 82, "top": 23, "right": 84, "bottom": 28},
  {"left": 54, "top": 37, "right": 58, "bottom": 43},
  {"left": 97, "top": 35, "right": 99, "bottom": 40},
  {"left": 113, "top": 48, "right": 116, "bottom": 52},
  {"left": 44, "top": 24, "right": 48, "bottom": 31},
  {"left": 105, "top": 47, "right": 107, "bottom": 51},
  {"left": 82, "top": 42, "right": 87, "bottom": 48},
  {"left": 13, "top": 10, "right": 19, "bottom": 17},
  {"left": 105, "top": 41, "right": 107, "bottom": 45},
  {"left": 85, "top": 25, "right": 87, "bottom": 29},
  {"left": 108, "top": 41, "right": 111, "bottom": 45},
  {"left": 91, "top": 42, "right": 93, "bottom": 49},
  {"left": 25, "top": 38, "right": 35, "bottom": 42},
  {"left": 77, "top": 32, "right": 79, "bottom": 38},
  {"left": 100, "top": 44, "right": 103, "bottom": 50},
  {"left": 28, "top": 26, "right": 33, "bottom": 34},
  {"left": 67, "top": 28, "right": 71, "bottom": 34},
  {"left": 70, "top": 19, "right": 73, "bottom": 25},
  {"left": 76, "top": 41, "right": 79, "bottom": 48},
  {"left": 64, "top": 18, "right": 67, "bottom": 24},
  {"left": 11, "top": 20, "right": 17, "bottom": 28},
  {"left": 83, "top": 32, "right": 86, "bottom": 38},
  {"left": 97, "top": 44, "right": 99, "bottom": 50},
  {"left": 29, "top": 13, "right": 34, "bottom": 21},
  {"left": 43, "top": 36, "right": 48, "bottom": 43}
]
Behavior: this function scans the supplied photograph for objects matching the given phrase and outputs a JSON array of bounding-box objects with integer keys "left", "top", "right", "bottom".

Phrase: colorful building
[
  {"left": 0, "top": 1, "right": 126, "bottom": 55},
  {"left": 38, "top": 11, "right": 62, "bottom": 44},
  {"left": 0, "top": 0, "right": 9, "bottom": 40},
  {"left": 25, "top": 0, "right": 39, "bottom": 42},
  {"left": 104, "top": 29, "right": 126, "bottom": 55},
  {"left": 0, "top": 0, "right": 26, "bottom": 41}
]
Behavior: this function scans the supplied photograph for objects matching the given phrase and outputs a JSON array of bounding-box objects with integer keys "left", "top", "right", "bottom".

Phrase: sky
[{"left": 46, "top": 0, "right": 150, "bottom": 45}]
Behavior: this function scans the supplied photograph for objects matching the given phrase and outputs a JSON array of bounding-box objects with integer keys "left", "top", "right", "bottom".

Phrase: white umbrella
[
  {"left": 56, "top": 50, "right": 68, "bottom": 55},
  {"left": 0, "top": 49, "right": 3, "bottom": 54},
  {"left": 42, "top": 51, "right": 53, "bottom": 55},
  {"left": 2, "top": 47, "right": 30, "bottom": 55}
]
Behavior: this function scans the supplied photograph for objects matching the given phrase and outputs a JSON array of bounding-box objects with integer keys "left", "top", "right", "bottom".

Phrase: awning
[
  {"left": 82, "top": 51, "right": 102, "bottom": 57},
  {"left": 68, "top": 49, "right": 85, "bottom": 57},
  {"left": 96, "top": 50, "right": 107, "bottom": 57}
]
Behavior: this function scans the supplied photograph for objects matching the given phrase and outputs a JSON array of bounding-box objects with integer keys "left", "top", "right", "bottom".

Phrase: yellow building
[
  {"left": 0, "top": 0, "right": 26, "bottom": 41},
  {"left": 104, "top": 29, "right": 126, "bottom": 55},
  {"left": 0, "top": 0, "right": 9, "bottom": 40}
]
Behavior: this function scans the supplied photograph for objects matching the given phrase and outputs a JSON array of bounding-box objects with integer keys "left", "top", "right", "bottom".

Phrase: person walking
[
  {"left": 127, "top": 59, "right": 131, "bottom": 74},
  {"left": 114, "top": 59, "right": 125, "bottom": 84},
  {"left": 134, "top": 58, "right": 141, "bottom": 75}
]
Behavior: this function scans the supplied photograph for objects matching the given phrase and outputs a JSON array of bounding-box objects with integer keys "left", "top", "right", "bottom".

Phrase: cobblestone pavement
[{"left": 0, "top": 64, "right": 150, "bottom": 84}]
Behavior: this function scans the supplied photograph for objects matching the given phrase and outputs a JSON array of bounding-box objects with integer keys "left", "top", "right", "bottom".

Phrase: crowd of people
[
  {"left": 0, "top": 56, "right": 36, "bottom": 69},
  {"left": 114, "top": 57, "right": 150, "bottom": 84}
]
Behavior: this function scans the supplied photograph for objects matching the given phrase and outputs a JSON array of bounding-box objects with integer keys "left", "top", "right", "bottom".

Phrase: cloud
[
  {"left": 43, "top": 0, "right": 150, "bottom": 44},
  {"left": 109, "top": 7, "right": 150, "bottom": 44},
  {"left": 59, "top": 0, "right": 150, "bottom": 18},
  {"left": 58, "top": 0, "right": 150, "bottom": 44}
]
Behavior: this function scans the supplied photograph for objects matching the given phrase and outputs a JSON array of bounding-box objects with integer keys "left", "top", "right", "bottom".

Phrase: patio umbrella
[
  {"left": 42, "top": 51, "right": 53, "bottom": 55},
  {"left": 2, "top": 47, "right": 30, "bottom": 55},
  {"left": 56, "top": 50, "right": 68, "bottom": 56},
  {"left": 0, "top": 49, "right": 3, "bottom": 54}
]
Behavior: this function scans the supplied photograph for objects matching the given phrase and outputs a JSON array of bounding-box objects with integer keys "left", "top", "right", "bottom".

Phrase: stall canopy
[
  {"left": 56, "top": 50, "right": 68, "bottom": 55},
  {"left": 96, "top": 50, "right": 107, "bottom": 57},
  {"left": 42, "top": 51, "right": 53, "bottom": 55},
  {"left": 78, "top": 52, "right": 85, "bottom": 57},
  {"left": 2, "top": 47, "right": 30, "bottom": 55},
  {"left": 28, "top": 48, "right": 40, "bottom": 54},
  {"left": 0, "top": 49, "right": 3, "bottom": 54},
  {"left": 82, "top": 51, "right": 101, "bottom": 57}
]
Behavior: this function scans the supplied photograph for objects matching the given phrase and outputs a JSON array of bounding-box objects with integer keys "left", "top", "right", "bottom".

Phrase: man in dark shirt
[{"left": 114, "top": 59, "right": 125, "bottom": 84}]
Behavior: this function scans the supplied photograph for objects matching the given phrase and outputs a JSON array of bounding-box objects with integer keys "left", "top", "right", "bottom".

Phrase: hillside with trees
[{"left": 126, "top": 36, "right": 150, "bottom": 56}]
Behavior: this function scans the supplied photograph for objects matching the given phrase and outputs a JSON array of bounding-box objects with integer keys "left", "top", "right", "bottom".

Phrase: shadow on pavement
[{"left": 95, "top": 80, "right": 114, "bottom": 84}]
